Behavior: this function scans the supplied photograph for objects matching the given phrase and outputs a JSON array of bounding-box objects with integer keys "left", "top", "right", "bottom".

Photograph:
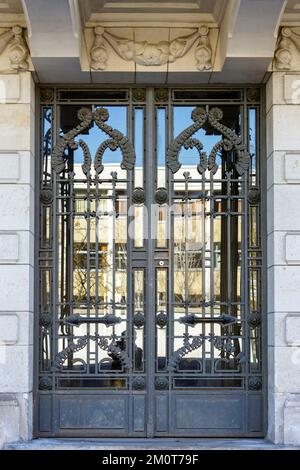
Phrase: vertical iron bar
[{"left": 145, "top": 88, "right": 155, "bottom": 437}]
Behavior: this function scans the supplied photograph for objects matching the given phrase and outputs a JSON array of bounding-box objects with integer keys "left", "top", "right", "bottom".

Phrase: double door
[{"left": 36, "top": 87, "right": 264, "bottom": 436}]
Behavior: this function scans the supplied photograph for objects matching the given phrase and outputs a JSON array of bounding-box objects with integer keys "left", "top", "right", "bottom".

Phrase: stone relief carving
[
  {"left": 195, "top": 25, "right": 212, "bottom": 71},
  {"left": 90, "top": 26, "right": 213, "bottom": 71},
  {"left": 273, "top": 27, "right": 300, "bottom": 71},
  {"left": 90, "top": 26, "right": 108, "bottom": 70},
  {"left": 0, "top": 25, "right": 29, "bottom": 71}
]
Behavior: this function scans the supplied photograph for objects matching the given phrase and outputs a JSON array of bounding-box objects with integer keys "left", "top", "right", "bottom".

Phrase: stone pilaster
[
  {"left": 0, "top": 72, "right": 34, "bottom": 448},
  {"left": 266, "top": 71, "right": 300, "bottom": 445}
]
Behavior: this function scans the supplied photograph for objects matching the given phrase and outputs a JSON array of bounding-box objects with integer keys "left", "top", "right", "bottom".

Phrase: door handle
[
  {"left": 64, "top": 314, "right": 122, "bottom": 327},
  {"left": 179, "top": 313, "right": 237, "bottom": 326}
]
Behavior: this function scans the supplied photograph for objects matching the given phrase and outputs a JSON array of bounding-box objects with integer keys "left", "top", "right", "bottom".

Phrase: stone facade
[
  {"left": 0, "top": 0, "right": 300, "bottom": 448},
  {"left": 0, "top": 71, "right": 34, "bottom": 449},
  {"left": 266, "top": 72, "right": 300, "bottom": 445}
]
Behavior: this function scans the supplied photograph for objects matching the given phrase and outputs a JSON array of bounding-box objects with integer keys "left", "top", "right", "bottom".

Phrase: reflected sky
[{"left": 68, "top": 105, "right": 240, "bottom": 169}]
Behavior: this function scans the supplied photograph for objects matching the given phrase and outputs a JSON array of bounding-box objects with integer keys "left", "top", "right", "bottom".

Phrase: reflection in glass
[
  {"left": 134, "top": 270, "right": 144, "bottom": 371},
  {"left": 156, "top": 268, "right": 167, "bottom": 370},
  {"left": 156, "top": 107, "right": 166, "bottom": 187},
  {"left": 134, "top": 107, "right": 144, "bottom": 186}
]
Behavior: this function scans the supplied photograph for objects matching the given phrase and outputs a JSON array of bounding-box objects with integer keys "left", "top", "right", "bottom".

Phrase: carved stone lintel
[
  {"left": 90, "top": 26, "right": 212, "bottom": 71},
  {"left": 0, "top": 25, "right": 29, "bottom": 71}
]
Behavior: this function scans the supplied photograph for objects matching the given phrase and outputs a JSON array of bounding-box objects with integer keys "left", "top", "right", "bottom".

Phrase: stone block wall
[
  {"left": 266, "top": 72, "right": 300, "bottom": 445},
  {"left": 0, "top": 72, "right": 34, "bottom": 448}
]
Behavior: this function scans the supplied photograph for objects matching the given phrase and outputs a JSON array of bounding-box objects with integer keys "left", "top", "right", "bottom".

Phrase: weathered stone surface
[
  {"left": 0, "top": 233, "right": 19, "bottom": 262},
  {"left": 284, "top": 397, "right": 300, "bottom": 445}
]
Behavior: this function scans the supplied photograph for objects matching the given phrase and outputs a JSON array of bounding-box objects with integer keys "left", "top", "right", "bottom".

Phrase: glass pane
[
  {"left": 156, "top": 107, "right": 166, "bottom": 187},
  {"left": 134, "top": 107, "right": 144, "bottom": 186}
]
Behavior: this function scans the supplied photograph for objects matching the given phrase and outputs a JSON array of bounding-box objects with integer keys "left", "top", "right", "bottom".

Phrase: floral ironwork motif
[
  {"left": 132, "top": 376, "right": 146, "bottom": 390},
  {"left": 248, "top": 188, "right": 260, "bottom": 205},
  {"left": 156, "top": 311, "right": 168, "bottom": 329},
  {"left": 247, "top": 312, "right": 261, "bottom": 328},
  {"left": 40, "top": 313, "right": 52, "bottom": 328},
  {"left": 155, "top": 376, "right": 169, "bottom": 390},
  {"left": 132, "top": 88, "right": 146, "bottom": 102},
  {"left": 51, "top": 107, "right": 135, "bottom": 174},
  {"left": 39, "top": 376, "right": 52, "bottom": 390},
  {"left": 133, "top": 187, "right": 145, "bottom": 205},
  {"left": 133, "top": 311, "right": 145, "bottom": 329},
  {"left": 168, "top": 333, "right": 243, "bottom": 372},
  {"left": 40, "top": 187, "right": 53, "bottom": 205},
  {"left": 154, "top": 88, "right": 169, "bottom": 102},
  {"left": 167, "top": 107, "right": 250, "bottom": 176},
  {"left": 155, "top": 187, "right": 168, "bottom": 205},
  {"left": 55, "top": 334, "right": 131, "bottom": 370},
  {"left": 248, "top": 376, "right": 262, "bottom": 390},
  {"left": 40, "top": 88, "right": 55, "bottom": 103}
]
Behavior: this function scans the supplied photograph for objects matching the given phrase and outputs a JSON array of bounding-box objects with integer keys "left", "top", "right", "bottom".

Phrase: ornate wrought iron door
[{"left": 36, "top": 87, "right": 264, "bottom": 437}]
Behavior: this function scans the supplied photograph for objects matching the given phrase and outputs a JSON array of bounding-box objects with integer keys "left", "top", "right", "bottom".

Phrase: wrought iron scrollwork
[
  {"left": 167, "top": 107, "right": 250, "bottom": 176},
  {"left": 55, "top": 334, "right": 131, "bottom": 370},
  {"left": 51, "top": 107, "right": 135, "bottom": 174},
  {"left": 168, "top": 333, "right": 244, "bottom": 372}
]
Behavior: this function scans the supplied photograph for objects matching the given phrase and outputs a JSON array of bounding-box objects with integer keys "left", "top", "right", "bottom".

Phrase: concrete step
[{"left": 4, "top": 438, "right": 299, "bottom": 450}]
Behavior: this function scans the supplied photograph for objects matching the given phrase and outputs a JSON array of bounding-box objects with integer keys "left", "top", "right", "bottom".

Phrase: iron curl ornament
[
  {"left": 51, "top": 107, "right": 135, "bottom": 174},
  {"left": 167, "top": 107, "right": 250, "bottom": 176}
]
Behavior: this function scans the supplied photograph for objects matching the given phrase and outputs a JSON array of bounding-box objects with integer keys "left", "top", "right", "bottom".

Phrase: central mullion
[{"left": 145, "top": 88, "right": 156, "bottom": 437}]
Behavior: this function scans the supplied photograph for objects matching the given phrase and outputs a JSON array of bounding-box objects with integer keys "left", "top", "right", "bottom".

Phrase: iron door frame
[{"left": 33, "top": 85, "right": 267, "bottom": 438}]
